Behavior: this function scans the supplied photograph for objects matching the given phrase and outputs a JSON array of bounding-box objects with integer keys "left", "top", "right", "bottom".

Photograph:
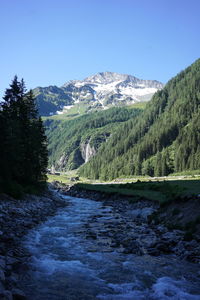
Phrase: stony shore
[{"left": 0, "top": 187, "right": 68, "bottom": 300}]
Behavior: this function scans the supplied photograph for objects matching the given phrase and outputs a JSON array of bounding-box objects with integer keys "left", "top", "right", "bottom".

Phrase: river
[{"left": 19, "top": 194, "right": 200, "bottom": 299}]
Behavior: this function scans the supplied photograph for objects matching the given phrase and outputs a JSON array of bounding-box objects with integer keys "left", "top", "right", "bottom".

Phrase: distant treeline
[
  {"left": 79, "top": 59, "right": 200, "bottom": 180},
  {"left": 0, "top": 76, "right": 48, "bottom": 197}
]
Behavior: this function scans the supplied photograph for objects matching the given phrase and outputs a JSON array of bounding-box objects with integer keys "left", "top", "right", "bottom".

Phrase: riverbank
[
  {"left": 18, "top": 190, "right": 200, "bottom": 299},
  {"left": 57, "top": 182, "right": 200, "bottom": 265},
  {"left": 0, "top": 182, "right": 199, "bottom": 299},
  {"left": 0, "top": 187, "right": 68, "bottom": 299}
]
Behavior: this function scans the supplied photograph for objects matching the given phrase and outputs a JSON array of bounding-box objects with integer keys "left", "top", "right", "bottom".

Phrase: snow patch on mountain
[
  {"left": 62, "top": 71, "right": 163, "bottom": 106},
  {"left": 34, "top": 71, "right": 164, "bottom": 116}
]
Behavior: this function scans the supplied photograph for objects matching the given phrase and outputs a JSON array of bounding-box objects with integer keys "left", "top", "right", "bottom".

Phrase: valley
[
  {"left": 39, "top": 59, "right": 200, "bottom": 181},
  {"left": 1, "top": 54, "right": 200, "bottom": 300},
  {"left": 1, "top": 2, "right": 200, "bottom": 299}
]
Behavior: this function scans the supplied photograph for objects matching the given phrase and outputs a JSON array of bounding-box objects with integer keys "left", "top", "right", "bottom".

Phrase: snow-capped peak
[
  {"left": 35, "top": 72, "right": 164, "bottom": 116},
  {"left": 63, "top": 71, "right": 163, "bottom": 90},
  {"left": 84, "top": 71, "right": 129, "bottom": 84}
]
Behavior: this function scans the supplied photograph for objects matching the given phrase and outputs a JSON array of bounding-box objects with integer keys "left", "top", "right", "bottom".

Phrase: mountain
[
  {"left": 34, "top": 72, "right": 164, "bottom": 116},
  {"left": 45, "top": 107, "right": 142, "bottom": 171},
  {"left": 79, "top": 59, "right": 200, "bottom": 180}
]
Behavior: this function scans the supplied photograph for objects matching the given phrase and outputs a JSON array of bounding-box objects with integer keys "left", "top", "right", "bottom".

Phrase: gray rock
[
  {"left": 155, "top": 241, "right": 172, "bottom": 253},
  {"left": 8, "top": 273, "right": 19, "bottom": 284},
  {"left": 138, "top": 234, "right": 158, "bottom": 248},
  {"left": 1, "top": 290, "right": 13, "bottom": 300},
  {"left": 6, "top": 257, "right": 19, "bottom": 265},
  {"left": 0, "top": 256, "right": 6, "bottom": 269},
  {"left": 147, "top": 247, "right": 160, "bottom": 256},
  {"left": 122, "top": 239, "right": 142, "bottom": 254},
  {"left": 161, "top": 231, "right": 182, "bottom": 244},
  {"left": 0, "top": 280, "right": 5, "bottom": 292},
  {"left": 0, "top": 269, "right": 5, "bottom": 281},
  {"left": 156, "top": 225, "right": 167, "bottom": 233}
]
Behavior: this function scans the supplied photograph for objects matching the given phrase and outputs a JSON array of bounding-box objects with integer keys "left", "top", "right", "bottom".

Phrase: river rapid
[{"left": 19, "top": 194, "right": 200, "bottom": 300}]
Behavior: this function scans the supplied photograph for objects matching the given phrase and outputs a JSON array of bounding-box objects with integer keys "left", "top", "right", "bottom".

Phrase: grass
[
  {"left": 127, "top": 102, "right": 147, "bottom": 110},
  {"left": 42, "top": 102, "right": 94, "bottom": 121},
  {"left": 165, "top": 180, "right": 200, "bottom": 196},
  {"left": 47, "top": 170, "right": 88, "bottom": 184},
  {"left": 43, "top": 102, "right": 147, "bottom": 122},
  {"left": 47, "top": 174, "right": 71, "bottom": 184},
  {"left": 76, "top": 182, "right": 165, "bottom": 202},
  {"left": 75, "top": 179, "right": 200, "bottom": 204},
  {"left": 43, "top": 113, "right": 80, "bottom": 122},
  {"left": 47, "top": 170, "right": 200, "bottom": 204}
]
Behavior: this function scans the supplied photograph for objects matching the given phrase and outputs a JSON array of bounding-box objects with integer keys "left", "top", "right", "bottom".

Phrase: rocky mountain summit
[{"left": 34, "top": 72, "right": 164, "bottom": 116}]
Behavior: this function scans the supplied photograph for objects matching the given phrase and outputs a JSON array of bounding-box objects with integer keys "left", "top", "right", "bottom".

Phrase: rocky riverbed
[
  {"left": 0, "top": 188, "right": 68, "bottom": 299},
  {"left": 18, "top": 186, "right": 200, "bottom": 299},
  {"left": 61, "top": 183, "right": 200, "bottom": 264}
]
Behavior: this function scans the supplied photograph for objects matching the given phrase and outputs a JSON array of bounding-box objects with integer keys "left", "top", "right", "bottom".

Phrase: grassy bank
[
  {"left": 76, "top": 179, "right": 200, "bottom": 205},
  {"left": 48, "top": 172, "right": 200, "bottom": 205}
]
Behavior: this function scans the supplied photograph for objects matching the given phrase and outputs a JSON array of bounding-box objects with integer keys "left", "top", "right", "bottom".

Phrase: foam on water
[
  {"left": 152, "top": 277, "right": 200, "bottom": 300},
  {"left": 97, "top": 277, "right": 200, "bottom": 300},
  {"left": 32, "top": 254, "right": 98, "bottom": 279}
]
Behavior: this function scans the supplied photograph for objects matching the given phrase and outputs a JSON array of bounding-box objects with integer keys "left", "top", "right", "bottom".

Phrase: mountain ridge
[
  {"left": 63, "top": 71, "right": 163, "bottom": 88},
  {"left": 34, "top": 72, "right": 164, "bottom": 116}
]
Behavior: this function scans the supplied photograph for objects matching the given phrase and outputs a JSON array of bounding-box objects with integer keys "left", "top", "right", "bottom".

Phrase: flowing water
[{"left": 20, "top": 195, "right": 200, "bottom": 300}]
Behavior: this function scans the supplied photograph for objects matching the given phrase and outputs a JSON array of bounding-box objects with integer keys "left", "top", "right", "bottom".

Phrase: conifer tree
[
  {"left": 1, "top": 76, "right": 25, "bottom": 184},
  {"left": 0, "top": 77, "right": 48, "bottom": 195}
]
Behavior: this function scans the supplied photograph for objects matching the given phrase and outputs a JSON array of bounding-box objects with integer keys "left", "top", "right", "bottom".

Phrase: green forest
[
  {"left": 0, "top": 77, "right": 48, "bottom": 197},
  {"left": 79, "top": 59, "right": 200, "bottom": 180},
  {"left": 45, "top": 106, "right": 142, "bottom": 170}
]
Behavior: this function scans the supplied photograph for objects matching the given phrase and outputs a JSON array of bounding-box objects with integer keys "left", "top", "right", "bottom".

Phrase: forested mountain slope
[
  {"left": 79, "top": 59, "right": 200, "bottom": 180},
  {"left": 45, "top": 107, "right": 142, "bottom": 171}
]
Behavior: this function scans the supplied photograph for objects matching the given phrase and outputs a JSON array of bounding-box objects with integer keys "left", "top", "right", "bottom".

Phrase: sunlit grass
[
  {"left": 75, "top": 179, "right": 200, "bottom": 204},
  {"left": 127, "top": 102, "right": 147, "bottom": 110},
  {"left": 48, "top": 169, "right": 200, "bottom": 205}
]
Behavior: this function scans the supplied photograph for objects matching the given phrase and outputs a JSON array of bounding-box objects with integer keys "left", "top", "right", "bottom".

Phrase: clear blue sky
[{"left": 0, "top": 0, "right": 200, "bottom": 98}]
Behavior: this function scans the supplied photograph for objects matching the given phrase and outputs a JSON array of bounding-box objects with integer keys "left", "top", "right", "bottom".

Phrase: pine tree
[
  {"left": 0, "top": 110, "right": 7, "bottom": 190},
  {"left": 0, "top": 77, "right": 48, "bottom": 196},
  {"left": 19, "top": 89, "right": 48, "bottom": 184},
  {"left": 1, "top": 76, "right": 25, "bottom": 183}
]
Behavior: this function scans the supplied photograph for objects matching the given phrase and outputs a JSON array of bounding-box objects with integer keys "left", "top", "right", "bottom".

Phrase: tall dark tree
[
  {"left": 0, "top": 109, "right": 8, "bottom": 190},
  {"left": 0, "top": 76, "right": 25, "bottom": 184},
  {"left": 0, "top": 77, "right": 48, "bottom": 196}
]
